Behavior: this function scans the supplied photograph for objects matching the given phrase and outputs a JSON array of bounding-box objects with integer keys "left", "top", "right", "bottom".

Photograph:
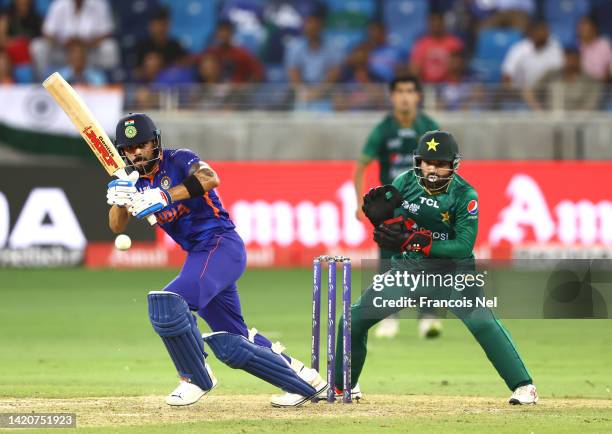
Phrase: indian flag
[
  {"left": 0, "top": 85, "right": 123, "bottom": 158},
  {"left": 124, "top": 119, "right": 135, "bottom": 126}
]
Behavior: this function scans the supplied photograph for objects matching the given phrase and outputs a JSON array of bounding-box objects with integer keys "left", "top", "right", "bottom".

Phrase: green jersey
[
  {"left": 361, "top": 113, "right": 440, "bottom": 185},
  {"left": 391, "top": 170, "right": 479, "bottom": 260}
]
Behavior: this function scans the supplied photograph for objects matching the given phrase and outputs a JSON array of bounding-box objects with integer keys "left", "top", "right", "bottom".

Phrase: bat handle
[{"left": 146, "top": 214, "right": 157, "bottom": 225}]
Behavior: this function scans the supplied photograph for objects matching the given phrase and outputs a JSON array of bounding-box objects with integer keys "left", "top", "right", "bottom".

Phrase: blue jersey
[{"left": 136, "top": 149, "right": 235, "bottom": 251}]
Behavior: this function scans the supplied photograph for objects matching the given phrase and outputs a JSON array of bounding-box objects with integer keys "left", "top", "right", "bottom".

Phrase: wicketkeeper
[{"left": 334, "top": 130, "right": 538, "bottom": 405}]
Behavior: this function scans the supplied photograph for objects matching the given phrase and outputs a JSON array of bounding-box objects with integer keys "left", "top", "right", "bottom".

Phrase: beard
[{"left": 422, "top": 173, "right": 452, "bottom": 191}]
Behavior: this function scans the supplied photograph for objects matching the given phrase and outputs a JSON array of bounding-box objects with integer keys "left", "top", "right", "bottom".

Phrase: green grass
[{"left": 0, "top": 269, "right": 610, "bottom": 432}]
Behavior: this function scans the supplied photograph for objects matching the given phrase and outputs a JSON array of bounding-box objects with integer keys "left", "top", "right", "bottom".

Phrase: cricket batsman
[
  {"left": 335, "top": 130, "right": 539, "bottom": 405},
  {"left": 354, "top": 75, "right": 442, "bottom": 339},
  {"left": 106, "top": 113, "right": 327, "bottom": 407}
]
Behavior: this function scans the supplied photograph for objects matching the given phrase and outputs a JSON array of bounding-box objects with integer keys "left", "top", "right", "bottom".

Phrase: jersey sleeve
[
  {"left": 171, "top": 149, "right": 201, "bottom": 178},
  {"left": 361, "top": 123, "right": 383, "bottom": 161},
  {"left": 429, "top": 188, "right": 478, "bottom": 258}
]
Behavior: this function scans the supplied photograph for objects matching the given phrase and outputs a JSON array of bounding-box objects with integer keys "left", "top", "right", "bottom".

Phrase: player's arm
[
  {"left": 355, "top": 125, "right": 383, "bottom": 219},
  {"left": 354, "top": 155, "right": 374, "bottom": 218},
  {"left": 109, "top": 205, "right": 130, "bottom": 234},
  {"left": 429, "top": 191, "right": 478, "bottom": 258},
  {"left": 165, "top": 161, "right": 220, "bottom": 202}
]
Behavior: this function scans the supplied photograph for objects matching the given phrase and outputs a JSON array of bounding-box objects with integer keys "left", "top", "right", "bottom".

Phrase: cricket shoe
[
  {"left": 509, "top": 384, "right": 538, "bottom": 405},
  {"left": 165, "top": 364, "right": 218, "bottom": 406},
  {"left": 334, "top": 383, "right": 363, "bottom": 401},
  {"left": 374, "top": 317, "right": 400, "bottom": 338},
  {"left": 270, "top": 363, "right": 328, "bottom": 407},
  {"left": 418, "top": 316, "right": 442, "bottom": 339}
]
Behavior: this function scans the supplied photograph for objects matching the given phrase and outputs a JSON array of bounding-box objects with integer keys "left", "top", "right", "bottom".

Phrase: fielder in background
[
  {"left": 353, "top": 74, "right": 442, "bottom": 339},
  {"left": 337, "top": 130, "right": 538, "bottom": 405},
  {"left": 106, "top": 113, "right": 327, "bottom": 407}
]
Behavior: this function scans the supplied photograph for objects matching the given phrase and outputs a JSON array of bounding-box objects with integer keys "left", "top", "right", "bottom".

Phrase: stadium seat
[
  {"left": 110, "top": 0, "right": 160, "bottom": 72},
  {"left": 159, "top": 0, "right": 218, "bottom": 53},
  {"left": 324, "top": 0, "right": 376, "bottom": 29},
  {"left": 323, "top": 28, "right": 365, "bottom": 56},
  {"left": 35, "top": 0, "right": 53, "bottom": 15},
  {"left": 471, "top": 28, "right": 523, "bottom": 83},
  {"left": 13, "top": 64, "right": 34, "bottom": 83},
  {"left": 218, "top": 0, "right": 266, "bottom": 55},
  {"left": 383, "top": 0, "right": 428, "bottom": 53},
  {"left": 591, "top": 0, "right": 612, "bottom": 40},
  {"left": 544, "top": 0, "right": 590, "bottom": 47}
]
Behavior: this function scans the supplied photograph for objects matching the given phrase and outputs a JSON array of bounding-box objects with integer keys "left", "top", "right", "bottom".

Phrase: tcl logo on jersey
[
  {"left": 467, "top": 200, "right": 478, "bottom": 215},
  {"left": 420, "top": 197, "right": 439, "bottom": 208}
]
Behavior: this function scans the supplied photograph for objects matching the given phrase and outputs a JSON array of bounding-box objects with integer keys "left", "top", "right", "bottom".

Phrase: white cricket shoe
[
  {"left": 509, "top": 384, "right": 538, "bottom": 405},
  {"left": 418, "top": 317, "right": 442, "bottom": 339},
  {"left": 374, "top": 317, "right": 400, "bottom": 338},
  {"left": 335, "top": 383, "right": 363, "bottom": 401},
  {"left": 270, "top": 366, "right": 328, "bottom": 407},
  {"left": 165, "top": 364, "right": 218, "bottom": 406}
]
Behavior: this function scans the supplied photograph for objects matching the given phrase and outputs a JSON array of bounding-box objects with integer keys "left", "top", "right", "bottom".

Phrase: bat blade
[{"left": 42, "top": 72, "right": 126, "bottom": 177}]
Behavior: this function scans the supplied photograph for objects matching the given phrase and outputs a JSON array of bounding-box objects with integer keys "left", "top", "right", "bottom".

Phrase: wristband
[{"left": 183, "top": 174, "right": 205, "bottom": 197}]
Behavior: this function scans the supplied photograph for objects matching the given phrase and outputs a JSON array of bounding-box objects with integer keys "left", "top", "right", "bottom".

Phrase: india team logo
[
  {"left": 160, "top": 176, "right": 172, "bottom": 190},
  {"left": 467, "top": 199, "right": 478, "bottom": 215},
  {"left": 125, "top": 125, "right": 137, "bottom": 139}
]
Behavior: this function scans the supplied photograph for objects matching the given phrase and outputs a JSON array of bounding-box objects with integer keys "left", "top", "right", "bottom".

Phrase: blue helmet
[{"left": 115, "top": 113, "right": 162, "bottom": 175}]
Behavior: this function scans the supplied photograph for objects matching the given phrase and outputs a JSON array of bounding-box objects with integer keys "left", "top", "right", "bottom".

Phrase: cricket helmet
[
  {"left": 115, "top": 113, "right": 162, "bottom": 175},
  {"left": 413, "top": 130, "right": 461, "bottom": 192}
]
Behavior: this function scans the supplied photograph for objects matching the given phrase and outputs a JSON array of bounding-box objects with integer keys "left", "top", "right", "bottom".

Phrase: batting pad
[
  {"left": 204, "top": 332, "right": 317, "bottom": 397},
  {"left": 148, "top": 291, "right": 214, "bottom": 391}
]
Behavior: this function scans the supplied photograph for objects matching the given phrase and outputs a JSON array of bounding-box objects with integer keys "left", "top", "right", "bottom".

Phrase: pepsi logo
[{"left": 467, "top": 199, "right": 478, "bottom": 215}]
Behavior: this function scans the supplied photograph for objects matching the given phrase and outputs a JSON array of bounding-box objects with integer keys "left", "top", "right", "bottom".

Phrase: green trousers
[{"left": 334, "top": 260, "right": 533, "bottom": 391}]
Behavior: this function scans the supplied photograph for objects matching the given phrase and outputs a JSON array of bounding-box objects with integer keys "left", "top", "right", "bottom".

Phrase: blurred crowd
[{"left": 0, "top": 0, "right": 611, "bottom": 111}]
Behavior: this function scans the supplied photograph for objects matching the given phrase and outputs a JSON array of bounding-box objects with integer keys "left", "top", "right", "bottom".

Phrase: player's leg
[
  {"left": 151, "top": 239, "right": 233, "bottom": 406},
  {"left": 373, "top": 247, "right": 402, "bottom": 338},
  {"left": 195, "top": 231, "right": 327, "bottom": 406},
  {"left": 449, "top": 274, "right": 537, "bottom": 404},
  {"left": 147, "top": 290, "right": 216, "bottom": 406}
]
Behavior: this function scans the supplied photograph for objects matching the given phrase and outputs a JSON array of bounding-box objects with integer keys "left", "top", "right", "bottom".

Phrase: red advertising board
[{"left": 85, "top": 161, "right": 612, "bottom": 268}]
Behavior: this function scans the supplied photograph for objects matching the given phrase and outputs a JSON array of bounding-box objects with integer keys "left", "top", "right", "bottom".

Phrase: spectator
[
  {"left": 58, "top": 39, "right": 106, "bottom": 86},
  {"left": 524, "top": 47, "right": 602, "bottom": 111},
  {"left": 335, "top": 44, "right": 385, "bottom": 111},
  {"left": 437, "top": 49, "right": 484, "bottom": 110},
  {"left": 502, "top": 20, "right": 563, "bottom": 89},
  {"left": 190, "top": 53, "right": 243, "bottom": 111},
  {"left": 131, "top": 51, "right": 164, "bottom": 110},
  {"left": 0, "top": 0, "right": 42, "bottom": 65},
  {"left": 30, "top": 0, "right": 119, "bottom": 78},
  {"left": 577, "top": 16, "right": 612, "bottom": 81},
  {"left": 261, "top": 0, "right": 327, "bottom": 65},
  {"left": 0, "top": 50, "right": 14, "bottom": 83},
  {"left": 285, "top": 14, "right": 341, "bottom": 86},
  {"left": 363, "top": 21, "right": 403, "bottom": 83},
  {"left": 204, "top": 20, "right": 264, "bottom": 83},
  {"left": 475, "top": 0, "right": 535, "bottom": 33},
  {"left": 409, "top": 12, "right": 464, "bottom": 84},
  {"left": 134, "top": 7, "right": 188, "bottom": 76}
]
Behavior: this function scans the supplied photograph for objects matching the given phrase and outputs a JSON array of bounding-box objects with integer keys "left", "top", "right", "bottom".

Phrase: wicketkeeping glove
[
  {"left": 373, "top": 216, "right": 417, "bottom": 252},
  {"left": 362, "top": 184, "right": 403, "bottom": 226},
  {"left": 106, "top": 171, "right": 139, "bottom": 207},
  {"left": 128, "top": 188, "right": 172, "bottom": 220},
  {"left": 404, "top": 229, "right": 433, "bottom": 256}
]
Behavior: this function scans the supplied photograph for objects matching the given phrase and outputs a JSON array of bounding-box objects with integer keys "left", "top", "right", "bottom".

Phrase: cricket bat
[{"left": 42, "top": 72, "right": 156, "bottom": 225}]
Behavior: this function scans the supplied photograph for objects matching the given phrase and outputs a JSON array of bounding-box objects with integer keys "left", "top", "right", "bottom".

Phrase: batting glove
[
  {"left": 128, "top": 188, "right": 172, "bottom": 220},
  {"left": 107, "top": 180, "right": 137, "bottom": 207}
]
